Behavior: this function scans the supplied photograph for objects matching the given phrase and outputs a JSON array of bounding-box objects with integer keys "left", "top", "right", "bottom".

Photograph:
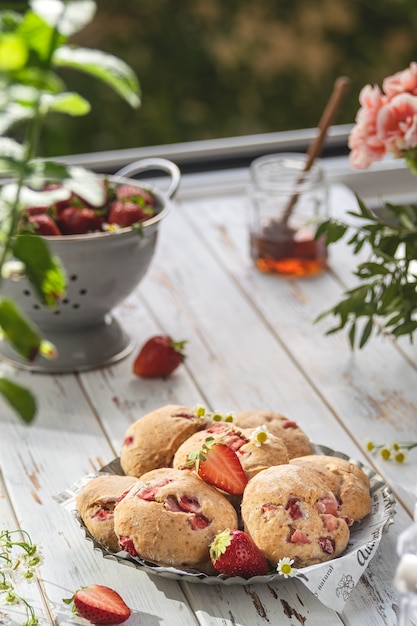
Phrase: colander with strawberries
[{"left": 0, "top": 158, "right": 180, "bottom": 372}]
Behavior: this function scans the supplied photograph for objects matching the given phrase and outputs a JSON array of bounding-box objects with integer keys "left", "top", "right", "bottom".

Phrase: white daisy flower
[
  {"left": 277, "top": 557, "right": 297, "bottom": 578},
  {"left": 251, "top": 425, "right": 271, "bottom": 446}
]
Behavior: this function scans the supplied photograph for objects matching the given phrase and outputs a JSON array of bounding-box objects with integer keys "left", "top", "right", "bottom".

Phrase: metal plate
[{"left": 68, "top": 445, "right": 396, "bottom": 586}]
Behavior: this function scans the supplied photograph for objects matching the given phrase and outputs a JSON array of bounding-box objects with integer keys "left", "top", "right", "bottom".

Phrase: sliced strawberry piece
[
  {"left": 91, "top": 508, "right": 114, "bottom": 520},
  {"left": 122, "top": 435, "right": 134, "bottom": 447},
  {"left": 289, "top": 529, "right": 311, "bottom": 544},
  {"left": 223, "top": 431, "right": 248, "bottom": 451},
  {"left": 179, "top": 495, "right": 200, "bottom": 512},
  {"left": 186, "top": 437, "right": 248, "bottom": 495},
  {"left": 187, "top": 513, "right": 209, "bottom": 530},
  {"left": 261, "top": 503, "right": 279, "bottom": 520},
  {"left": 209, "top": 529, "right": 269, "bottom": 578},
  {"left": 137, "top": 486, "right": 158, "bottom": 501},
  {"left": 285, "top": 497, "right": 303, "bottom": 520},
  {"left": 164, "top": 495, "right": 183, "bottom": 512},
  {"left": 315, "top": 494, "right": 339, "bottom": 516},
  {"left": 65, "top": 584, "right": 131, "bottom": 625},
  {"left": 137, "top": 478, "right": 171, "bottom": 501},
  {"left": 118, "top": 535, "right": 138, "bottom": 556},
  {"left": 319, "top": 537, "right": 335, "bottom": 554},
  {"left": 321, "top": 513, "right": 339, "bottom": 531},
  {"left": 282, "top": 420, "right": 298, "bottom": 429}
]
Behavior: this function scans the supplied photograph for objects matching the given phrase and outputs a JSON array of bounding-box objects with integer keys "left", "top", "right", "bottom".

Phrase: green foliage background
[{"left": 37, "top": 0, "right": 417, "bottom": 156}]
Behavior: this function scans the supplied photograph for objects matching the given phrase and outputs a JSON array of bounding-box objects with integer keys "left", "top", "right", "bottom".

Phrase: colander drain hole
[{"left": 22, "top": 284, "right": 89, "bottom": 312}]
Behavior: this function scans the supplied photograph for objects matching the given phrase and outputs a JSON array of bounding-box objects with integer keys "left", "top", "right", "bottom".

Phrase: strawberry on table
[
  {"left": 64, "top": 584, "right": 131, "bottom": 625},
  {"left": 209, "top": 528, "right": 270, "bottom": 578},
  {"left": 132, "top": 335, "right": 187, "bottom": 378},
  {"left": 185, "top": 437, "right": 248, "bottom": 495}
]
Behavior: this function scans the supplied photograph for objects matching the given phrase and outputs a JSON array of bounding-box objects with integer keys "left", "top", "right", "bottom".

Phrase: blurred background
[{"left": 38, "top": 0, "right": 417, "bottom": 157}]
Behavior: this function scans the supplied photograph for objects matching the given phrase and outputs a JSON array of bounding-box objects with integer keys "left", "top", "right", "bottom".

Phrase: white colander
[{"left": 0, "top": 157, "right": 181, "bottom": 373}]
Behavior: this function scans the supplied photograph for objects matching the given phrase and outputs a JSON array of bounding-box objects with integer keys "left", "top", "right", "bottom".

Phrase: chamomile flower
[
  {"left": 0, "top": 529, "right": 41, "bottom": 623},
  {"left": 102, "top": 222, "right": 121, "bottom": 232},
  {"left": 251, "top": 425, "right": 271, "bottom": 447},
  {"left": 277, "top": 557, "right": 297, "bottom": 578},
  {"left": 366, "top": 439, "right": 417, "bottom": 463},
  {"left": 195, "top": 405, "right": 207, "bottom": 418},
  {"left": 380, "top": 446, "right": 391, "bottom": 461},
  {"left": 365, "top": 439, "right": 376, "bottom": 453}
]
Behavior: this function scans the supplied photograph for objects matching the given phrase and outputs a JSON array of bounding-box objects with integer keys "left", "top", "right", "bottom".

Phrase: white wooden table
[{"left": 1, "top": 155, "right": 417, "bottom": 625}]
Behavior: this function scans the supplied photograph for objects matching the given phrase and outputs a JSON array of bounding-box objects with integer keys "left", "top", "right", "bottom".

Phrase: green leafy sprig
[
  {"left": 316, "top": 195, "right": 417, "bottom": 349},
  {"left": 0, "top": 528, "right": 43, "bottom": 625},
  {"left": 0, "top": 0, "right": 140, "bottom": 422}
]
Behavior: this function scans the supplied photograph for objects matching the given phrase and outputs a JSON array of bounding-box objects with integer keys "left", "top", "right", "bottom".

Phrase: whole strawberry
[
  {"left": 209, "top": 529, "right": 270, "bottom": 578},
  {"left": 64, "top": 584, "right": 131, "bottom": 625},
  {"left": 133, "top": 335, "right": 187, "bottom": 378},
  {"left": 27, "top": 213, "right": 62, "bottom": 236}
]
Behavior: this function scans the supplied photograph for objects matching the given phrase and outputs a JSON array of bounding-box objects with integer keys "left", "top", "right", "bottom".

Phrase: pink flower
[
  {"left": 348, "top": 84, "right": 387, "bottom": 168},
  {"left": 377, "top": 92, "right": 417, "bottom": 157},
  {"left": 383, "top": 62, "right": 417, "bottom": 97},
  {"left": 349, "top": 63, "right": 417, "bottom": 170}
]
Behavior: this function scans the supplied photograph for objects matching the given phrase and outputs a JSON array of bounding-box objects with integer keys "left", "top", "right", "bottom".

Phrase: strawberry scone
[
  {"left": 172, "top": 421, "right": 289, "bottom": 480},
  {"left": 113, "top": 468, "right": 238, "bottom": 574},
  {"left": 289, "top": 454, "right": 371, "bottom": 523},
  {"left": 120, "top": 404, "right": 209, "bottom": 478},
  {"left": 76, "top": 474, "right": 138, "bottom": 551},
  {"left": 235, "top": 410, "right": 313, "bottom": 458},
  {"left": 241, "top": 464, "right": 350, "bottom": 567}
]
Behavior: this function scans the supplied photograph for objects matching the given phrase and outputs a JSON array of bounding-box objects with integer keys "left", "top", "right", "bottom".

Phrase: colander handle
[{"left": 114, "top": 158, "right": 181, "bottom": 199}]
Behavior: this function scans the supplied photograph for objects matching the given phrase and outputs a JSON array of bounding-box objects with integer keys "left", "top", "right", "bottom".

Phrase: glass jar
[{"left": 249, "top": 153, "right": 329, "bottom": 277}]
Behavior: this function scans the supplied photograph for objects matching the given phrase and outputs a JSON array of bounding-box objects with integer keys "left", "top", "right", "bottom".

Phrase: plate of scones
[{"left": 70, "top": 405, "right": 395, "bottom": 585}]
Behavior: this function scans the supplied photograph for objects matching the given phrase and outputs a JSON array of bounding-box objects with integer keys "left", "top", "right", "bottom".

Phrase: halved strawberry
[
  {"left": 64, "top": 584, "right": 131, "bottom": 625},
  {"left": 185, "top": 436, "right": 248, "bottom": 495},
  {"left": 209, "top": 529, "right": 270, "bottom": 578}
]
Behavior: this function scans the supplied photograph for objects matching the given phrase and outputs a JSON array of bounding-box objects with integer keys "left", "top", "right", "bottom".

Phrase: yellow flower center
[{"left": 256, "top": 431, "right": 268, "bottom": 444}]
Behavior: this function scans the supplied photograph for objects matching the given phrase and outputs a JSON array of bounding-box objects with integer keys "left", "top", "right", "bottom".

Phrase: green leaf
[
  {"left": 18, "top": 10, "right": 65, "bottom": 61},
  {"left": 392, "top": 320, "right": 417, "bottom": 337},
  {"left": 39, "top": 91, "right": 91, "bottom": 116},
  {"left": 53, "top": 46, "right": 141, "bottom": 108},
  {"left": 31, "top": 0, "right": 96, "bottom": 37},
  {"left": 348, "top": 322, "right": 356, "bottom": 349},
  {"left": 325, "top": 221, "right": 348, "bottom": 245},
  {"left": 0, "top": 137, "right": 24, "bottom": 160},
  {"left": 354, "top": 195, "right": 374, "bottom": 219},
  {"left": 12, "top": 234, "right": 66, "bottom": 306},
  {"left": 0, "top": 376, "right": 37, "bottom": 423},
  {"left": 0, "top": 298, "right": 41, "bottom": 361},
  {"left": 0, "top": 32, "right": 28, "bottom": 70},
  {"left": 359, "top": 317, "right": 374, "bottom": 348}
]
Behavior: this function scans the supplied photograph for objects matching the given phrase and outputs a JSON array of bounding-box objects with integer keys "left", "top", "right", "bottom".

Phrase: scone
[
  {"left": 76, "top": 474, "right": 138, "bottom": 551},
  {"left": 241, "top": 464, "right": 350, "bottom": 568},
  {"left": 120, "top": 404, "right": 209, "bottom": 477},
  {"left": 289, "top": 454, "right": 371, "bottom": 523},
  {"left": 235, "top": 410, "right": 313, "bottom": 458},
  {"left": 172, "top": 421, "right": 289, "bottom": 480},
  {"left": 113, "top": 467, "right": 238, "bottom": 574}
]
